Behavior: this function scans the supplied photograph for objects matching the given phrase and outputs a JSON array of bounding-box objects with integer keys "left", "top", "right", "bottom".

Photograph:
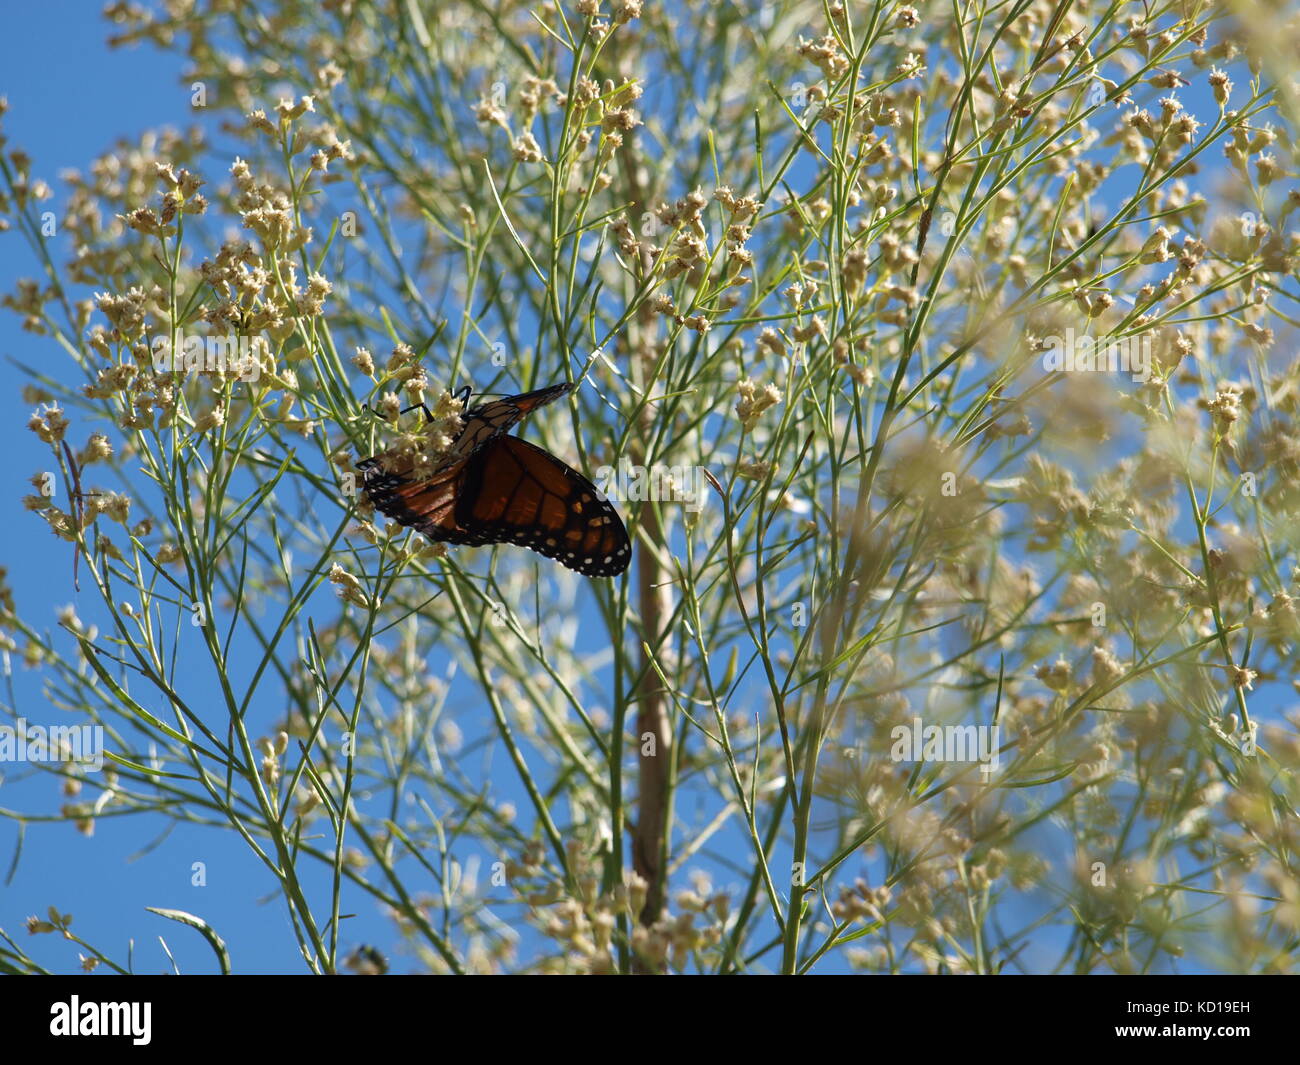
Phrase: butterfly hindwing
[
  {"left": 359, "top": 454, "right": 490, "bottom": 545},
  {"left": 458, "top": 435, "right": 631, "bottom": 576}
]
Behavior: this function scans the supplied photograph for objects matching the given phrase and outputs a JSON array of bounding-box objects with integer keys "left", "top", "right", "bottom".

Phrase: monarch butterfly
[{"left": 358, "top": 383, "right": 631, "bottom": 577}]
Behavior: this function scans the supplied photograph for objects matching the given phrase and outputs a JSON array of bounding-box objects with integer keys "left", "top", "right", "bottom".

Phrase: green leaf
[{"left": 145, "top": 908, "right": 231, "bottom": 975}]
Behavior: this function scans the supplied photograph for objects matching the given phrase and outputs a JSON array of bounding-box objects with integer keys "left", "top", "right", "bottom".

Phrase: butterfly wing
[
  {"left": 458, "top": 435, "right": 631, "bottom": 576},
  {"left": 453, "top": 383, "right": 573, "bottom": 457},
  {"left": 359, "top": 455, "right": 493, "bottom": 545}
]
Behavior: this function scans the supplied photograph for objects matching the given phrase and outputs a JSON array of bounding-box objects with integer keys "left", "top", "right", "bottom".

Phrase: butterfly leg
[{"left": 362, "top": 401, "right": 436, "bottom": 423}]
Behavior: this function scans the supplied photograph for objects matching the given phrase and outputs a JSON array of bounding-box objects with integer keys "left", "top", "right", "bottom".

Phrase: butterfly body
[{"left": 359, "top": 383, "right": 631, "bottom": 577}]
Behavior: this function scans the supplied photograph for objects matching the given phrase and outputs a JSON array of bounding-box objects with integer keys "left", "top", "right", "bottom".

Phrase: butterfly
[{"left": 358, "top": 382, "right": 631, "bottom": 577}]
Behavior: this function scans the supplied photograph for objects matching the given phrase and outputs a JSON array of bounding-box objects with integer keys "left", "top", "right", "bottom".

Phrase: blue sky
[
  {"left": 1, "top": 5, "right": 1293, "bottom": 976},
  {"left": 0, "top": 4, "right": 654, "bottom": 976},
  {"left": 0, "top": 6, "right": 363, "bottom": 975}
]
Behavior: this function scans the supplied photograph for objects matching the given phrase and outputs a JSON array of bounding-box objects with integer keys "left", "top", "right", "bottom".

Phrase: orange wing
[
  {"left": 359, "top": 454, "right": 492, "bottom": 545},
  {"left": 458, "top": 435, "right": 630, "bottom": 576},
  {"left": 453, "top": 383, "right": 573, "bottom": 457}
]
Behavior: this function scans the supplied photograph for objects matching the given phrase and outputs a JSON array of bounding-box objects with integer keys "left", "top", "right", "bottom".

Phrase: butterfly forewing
[{"left": 451, "top": 382, "right": 573, "bottom": 458}]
